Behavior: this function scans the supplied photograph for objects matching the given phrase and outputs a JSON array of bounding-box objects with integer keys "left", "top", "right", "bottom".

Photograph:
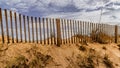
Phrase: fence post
[
  {"left": 0, "top": 8, "right": 4, "bottom": 43},
  {"left": 27, "top": 16, "right": 30, "bottom": 43},
  {"left": 31, "top": 17, "right": 34, "bottom": 43},
  {"left": 5, "top": 9, "right": 10, "bottom": 43},
  {"left": 35, "top": 17, "right": 38, "bottom": 43},
  {"left": 19, "top": 14, "right": 22, "bottom": 42},
  {"left": 10, "top": 11, "right": 14, "bottom": 43},
  {"left": 14, "top": 12, "right": 18, "bottom": 43},
  {"left": 23, "top": 15, "right": 27, "bottom": 43},
  {"left": 56, "top": 19, "right": 61, "bottom": 46},
  {"left": 115, "top": 25, "right": 118, "bottom": 43}
]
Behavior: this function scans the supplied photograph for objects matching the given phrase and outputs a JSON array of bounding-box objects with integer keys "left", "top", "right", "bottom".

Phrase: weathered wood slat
[
  {"left": 35, "top": 17, "right": 38, "bottom": 43},
  {"left": 31, "top": 17, "right": 34, "bottom": 43},
  {"left": 0, "top": 8, "right": 4, "bottom": 43},
  {"left": 53, "top": 18, "right": 56, "bottom": 44},
  {"left": 46, "top": 18, "right": 49, "bottom": 44},
  {"left": 10, "top": 11, "right": 14, "bottom": 43},
  {"left": 27, "top": 16, "right": 30, "bottom": 43},
  {"left": 42, "top": 18, "right": 46, "bottom": 44},
  {"left": 56, "top": 19, "right": 61, "bottom": 46},
  {"left": 39, "top": 17, "right": 42, "bottom": 44},
  {"left": 14, "top": 12, "right": 18, "bottom": 43},
  {"left": 5, "top": 9, "right": 10, "bottom": 43},
  {"left": 23, "top": 15, "right": 27, "bottom": 42},
  {"left": 49, "top": 18, "right": 52, "bottom": 44},
  {"left": 19, "top": 14, "right": 22, "bottom": 42},
  {"left": 70, "top": 20, "right": 73, "bottom": 43}
]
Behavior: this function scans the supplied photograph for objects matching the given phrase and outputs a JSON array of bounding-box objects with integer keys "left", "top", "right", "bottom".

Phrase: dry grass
[
  {"left": 117, "top": 44, "right": 120, "bottom": 50},
  {"left": 117, "top": 44, "right": 120, "bottom": 48},
  {"left": 0, "top": 36, "right": 120, "bottom": 68},
  {"left": 102, "top": 46, "right": 107, "bottom": 50},
  {"left": 6, "top": 55, "right": 28, "bottom": 68},
  {"left": 3, "top": 45, "right": 53, "bottom": 68},
  {"left": 103, "top": 54, "right": 114, "bottom": 68},
  {"left": 90, "top": 30, "right": 112, "bottom": 44},
  {"left": 76, "top": 48, "right": 98, "bottom": 68},
  {"left": 79, "top": 45, "right": 87, "bottom": 52}
]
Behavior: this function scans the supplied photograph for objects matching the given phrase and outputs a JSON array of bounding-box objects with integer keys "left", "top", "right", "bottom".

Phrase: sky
[{"left": 0, "top": 0, "right": 120, "bottom": 24}]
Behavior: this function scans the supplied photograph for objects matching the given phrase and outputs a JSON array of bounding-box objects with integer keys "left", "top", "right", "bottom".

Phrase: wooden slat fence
[{"left": 0, "top": 8, "right": 119, "bottom": 46}]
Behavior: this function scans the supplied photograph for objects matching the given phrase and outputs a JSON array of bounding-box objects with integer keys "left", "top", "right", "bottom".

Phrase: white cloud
[
  {"left": 0, "top": 0, "right": 120, "bottom": 23},
  {"left": 1, "top": 0, "right": 111, "bottom": 12},
  {"left": 50, "top": 0, "right": 71, "bottom": 7},
  {"left": 5, "top": 0, "right": 21, "bottom": 5},
  {"left": 10, "top": 8, "right": 18, "bottom": 12}
]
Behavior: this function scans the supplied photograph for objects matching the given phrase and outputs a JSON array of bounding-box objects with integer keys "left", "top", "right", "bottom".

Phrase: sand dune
[
  {"left": 0, "top": 35, "right": 120, "bottom": 68},
  {"left": 0, "top": 42, "right": 120, "bottom": 68}
]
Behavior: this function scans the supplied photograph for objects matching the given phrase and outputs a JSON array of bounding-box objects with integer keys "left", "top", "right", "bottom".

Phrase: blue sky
[{"left": 0, "top": 0, "right": 120, "bottom": 24}]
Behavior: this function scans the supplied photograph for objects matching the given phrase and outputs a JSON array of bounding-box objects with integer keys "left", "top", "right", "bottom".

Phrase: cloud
[
  {"left": 0, "top": 0, "right": 111, "bottom": 13},
  {"left": 0, "top": 0, "right": 120, "bottom": 23}
]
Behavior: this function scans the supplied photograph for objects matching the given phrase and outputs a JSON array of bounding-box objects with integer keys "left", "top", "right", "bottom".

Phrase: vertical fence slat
[
  {"left": 14, "top": 12, "right": 18, "bottom": 43},
  {"left": 86, "top": 22, "right": 89, "bottom": 42},
  {"left": 43, "top": 18, "right": 46, "bottom": 44},
  {"left": 31, "top": 17, "right": 34, "bottom": 43},
  {"left": 74, "top": 20, "right": 76, "bottom": 43},
  {"left": 78, "top": 21, "right": 80, "bottom": 43},
  {"left": 67, "top": 19, "right": 70, "bottom": 43},
  {"left": 46, "top": 18, "right": 49, "bottom": 44},
  {"left": 90, "top": 22, "right": 92, "bottom": 42},
  {"left": 39, "top": 17, "right": 42, "bottom": 44},
  {"left": 52, "top": 19, "right": 55, "bottom": 44},
  {"left": 103, "top": 24, "right": 105, "bottom": 42},
  {"left": 70, "top": 20, "right": 72, "bottom": 43},
  {"left": 67, "top": 19, "right": 69, "bottom": 43},
  {"left": 27, "top": 16, "right": 30, "bottom": 43},
  {"left": 84, "top": 22, "right": 86, "bottom": 42},
  {"left": 91, "top": 23, "right": 93, "bottom": 42},
  {"left": 5, "top": 9, "right": 10, "bottom": 43},
  {"left": 109, "top": 25, "right": 111, "bottom": 42},
  {"left": 92, "top": 23, "right": 94, "bottom": 42},
  {"left": 83, "top": 21, "right": 85, "bottom": 43},
  {"left": 80, "top": 21, "right": 82, "bottom": 43},
  {"left": 23, "top": 15, "right": 27, "bottom": 42},
  {"left": 73, "top": 20, "right": 75, "bottom": 43},
  {"left": 61, "top": 19, "right": 64, "bottom": 44},
  {"left": 0, "top": 8, "right": 4, "bottom": 43},
  {"left": 85, "top": 22, "right": 87, "bottom": 42},
  {"left": 49, "top": 18, "right": 52, "bottom": 44},
  {"left": 97, "top": 23, "right": 99, "bottom": 42},
  {"left": 64, "top": 19, "right": 67, "bottom": 44},
  {"left": 66, "top": 20, "right": 68, "bottom": 44},
  {"left": 95, "top": 23, "right": 97, "bottom": 42},
  {"left": 53, "top": 18, "right": 57, "bottom": 44},
  {"left": 19, "top": 14, "right": 22, "bottom": 42},
  {"left": 94, "top": 23, "right": 96, "bottom": 42},
  {"left": 75, "top": 20, "right": 77, "bottom": 43},
  {"left": 56, "top": 19, "right": 61, "bottom": 46},
  {"left": 35, "top": 17, "right": 38, "bottom": 43},
  {"left": 115, "top": 25, "right": 118, "bottom": 43},
  {"left": 10, "top": 11, "right": 14, "bottom": 43},
  {"left": 86, "top": 22, "right": 87, "bottom": 42},
  {"left": 76, "top": 20, "right": 78, "bottom": 43}
]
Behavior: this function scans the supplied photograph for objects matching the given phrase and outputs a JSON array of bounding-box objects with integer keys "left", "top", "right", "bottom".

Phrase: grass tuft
[
  {"left": 102, "top": 46, "right": 107, "bottom": 50},
  {"left": 103, "top": 54, "right": 114, "bottom": 68},
  {"left": 79, "top": 45, "right": 86, "bottom": 52},
  {"left": 6, "top": 45, "right": 53, "bottom": 68},
  {"left": 90, "top": 29, "right": 111, "bottom": 44}
]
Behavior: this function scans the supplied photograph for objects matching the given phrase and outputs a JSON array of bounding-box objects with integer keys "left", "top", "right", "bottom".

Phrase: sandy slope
[{"left": 0, "top": 42, "right": 120, "bottom": 68}]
